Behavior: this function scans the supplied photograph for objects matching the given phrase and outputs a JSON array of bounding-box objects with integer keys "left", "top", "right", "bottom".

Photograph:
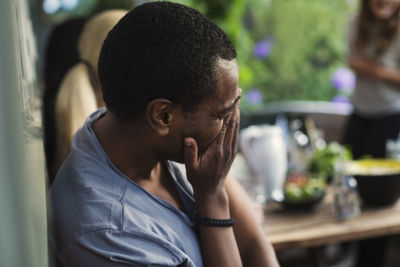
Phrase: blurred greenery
[
  {"left": 186, "top": 0, "right": 358, "bottom": 111},
  {"left": 308, "top": 142, "right": 353, "bottom": 178},
  {"left": 216, "top": 0, "right": 357, "bottom": 111},
  {"left": 44, "top": 0, "right": 358, "bottom": 111}
]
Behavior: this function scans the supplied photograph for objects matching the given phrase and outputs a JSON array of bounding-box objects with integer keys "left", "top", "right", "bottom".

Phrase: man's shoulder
[
  {"left": 50, "top": 139, "right": 127, "bottom": 238},
  {"left": 50, "top": 162, "right": 125, "bottom": 233}
]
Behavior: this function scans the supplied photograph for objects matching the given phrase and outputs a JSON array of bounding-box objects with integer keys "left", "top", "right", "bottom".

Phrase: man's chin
[
  {"left": 173, "top": 157, "right": 185, "bottom": 164},
  {"left": 166, "top": 144, "right": 204, "bottom": 165},
  {"left": 167, "top": 153, "right": 185, "bottom": 164}
]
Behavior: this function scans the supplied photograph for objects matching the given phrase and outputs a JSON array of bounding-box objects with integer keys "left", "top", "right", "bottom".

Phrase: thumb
[{"left": 183, "top": 137, "right": 198, "bottom": 170}]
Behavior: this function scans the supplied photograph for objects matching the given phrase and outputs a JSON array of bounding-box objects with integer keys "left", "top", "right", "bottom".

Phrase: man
[{"left": 50, "top": 2, "right": 279, "bottom": 266}]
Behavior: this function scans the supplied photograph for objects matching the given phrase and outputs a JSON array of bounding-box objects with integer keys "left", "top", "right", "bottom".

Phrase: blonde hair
[{"left": 52, "top": 10, "right": 127, "bottom": 177}]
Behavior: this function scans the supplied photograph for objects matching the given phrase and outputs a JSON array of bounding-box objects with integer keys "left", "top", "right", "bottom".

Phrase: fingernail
[{"left": 184, "top": 139, "right": 191, "bottom": 147}]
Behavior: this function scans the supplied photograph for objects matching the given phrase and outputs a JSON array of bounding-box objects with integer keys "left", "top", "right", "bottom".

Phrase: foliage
[
  {"left": 231, "top": 0, "right": 357, "bottom": 111},
  {"left": 172, "top": 0, "right": 358, "bottom": 111},
  {"left": 45, "top": 0, "right": 358, "bottom": 111},
  {"left": 308, "top": 142, "right": 353, "bottom": 177}
]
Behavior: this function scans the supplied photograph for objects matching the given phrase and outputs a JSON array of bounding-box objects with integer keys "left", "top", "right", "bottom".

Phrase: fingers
[
  {"left": 231, "top": 108, "right": 240, "bottom": 156},
  {"left": 214, "top": 104, "right": 240, "bottom": 146},
  {"left": 184, "top": 137, "right": 199, "bottom": 170},
  {"left": 213, "top": 119, "right": 229, "bottom": 149},
  {"left": 223, "top": 107, "right": 240, "bottom": 159}
]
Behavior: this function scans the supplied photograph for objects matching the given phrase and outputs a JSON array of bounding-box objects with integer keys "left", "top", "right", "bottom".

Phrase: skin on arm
[
  {"left": 225, "top": 174, "right": 280, "bottom": 267},
  {"left": 184, "top": 105, "right": 243, "bottom": 267},
  {"left": 349, "top": 57, "right": 400, "bottom": 86}
]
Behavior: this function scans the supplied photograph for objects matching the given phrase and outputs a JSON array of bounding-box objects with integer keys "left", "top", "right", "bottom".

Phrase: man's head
[{"left": 98, "top": 1, "right": 237, "bottom": 120}]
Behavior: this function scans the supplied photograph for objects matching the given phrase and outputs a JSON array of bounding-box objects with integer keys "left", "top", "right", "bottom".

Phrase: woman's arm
[
  {"left": 225, "top": 174, "right": 280, "bottom": 267},
  {"left": 349, "top": 57, "right": 400, "bottom": 86}
]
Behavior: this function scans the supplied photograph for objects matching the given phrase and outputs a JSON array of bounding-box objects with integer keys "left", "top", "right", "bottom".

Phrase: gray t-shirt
[
  {"left": 348, "top": 15, "right": 400, "bottom": 117},
  {"left": 50, "top": 108, "right": 202, "bottom": 267}
]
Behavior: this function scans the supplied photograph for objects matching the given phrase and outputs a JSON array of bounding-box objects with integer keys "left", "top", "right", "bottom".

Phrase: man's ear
[{"left": 146, "top": 98, "right": 172, "bottom": 136}]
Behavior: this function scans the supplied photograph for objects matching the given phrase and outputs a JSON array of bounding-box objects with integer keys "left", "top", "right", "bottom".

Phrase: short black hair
[{"left": 98, "top": 1, "right": 236, "bottom": 120}]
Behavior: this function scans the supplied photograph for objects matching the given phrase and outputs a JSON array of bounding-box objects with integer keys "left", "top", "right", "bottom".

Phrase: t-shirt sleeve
[{"left": 59, "top": 229, "right": 195, "bottom": 267}]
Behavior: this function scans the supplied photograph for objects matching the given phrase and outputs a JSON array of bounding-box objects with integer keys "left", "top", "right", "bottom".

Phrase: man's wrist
[
  {"left": 195, "top": 215, "right": 236, "bottom": 227},
  {"left": 195, "top": 189, "right": 230, "bottom": 219}
]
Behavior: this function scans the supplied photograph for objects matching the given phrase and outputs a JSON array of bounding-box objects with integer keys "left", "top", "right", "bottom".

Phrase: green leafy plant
[{"left": 308, "top": 142, "right": 353, "bottom": 178}]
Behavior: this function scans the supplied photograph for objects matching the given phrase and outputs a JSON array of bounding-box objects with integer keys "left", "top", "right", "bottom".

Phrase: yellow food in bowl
[{"left": 345, "top": 159, "right": 400, "bottom": 176}]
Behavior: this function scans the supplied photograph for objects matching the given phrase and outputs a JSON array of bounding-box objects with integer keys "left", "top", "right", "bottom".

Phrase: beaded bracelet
[{"left": 195, "top": 215, "right": 236, "bottom": 227}]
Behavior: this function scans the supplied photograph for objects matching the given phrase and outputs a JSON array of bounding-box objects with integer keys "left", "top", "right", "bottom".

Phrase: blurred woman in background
[
  {"left": 51, "top": 10, "right": 126, "bottom": 181},
  {"left": 344, "top": 1, "right": 400, "bottom": 266},
  {"left": 344, "top": 0, "right": 400, "bottom": 159},
  {"left": 43, "top": 17, "right": 87, "bottom": 182}
]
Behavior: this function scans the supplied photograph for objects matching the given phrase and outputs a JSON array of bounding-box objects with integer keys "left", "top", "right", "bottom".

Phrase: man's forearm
[
  {"left": 195, "top": 189, "right": 243, "bottom": 267},
  {"left": 241, "top": 237, "right": 279, "bottom": 267},
  {"left": 225, "top": 176, "right": 280, "bottom": 267},
  {"left": 198, "top": 225, "right": 243, "bottom": 267}
]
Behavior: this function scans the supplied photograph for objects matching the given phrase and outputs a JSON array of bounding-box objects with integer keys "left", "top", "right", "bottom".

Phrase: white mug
[{"left": 240, "top": 125, "right": 287, "bottom": 203}]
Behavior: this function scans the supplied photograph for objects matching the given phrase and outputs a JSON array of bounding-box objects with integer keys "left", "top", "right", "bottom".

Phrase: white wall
[{"left": 0, "top": 0, "right": 48, "bottom": 266}]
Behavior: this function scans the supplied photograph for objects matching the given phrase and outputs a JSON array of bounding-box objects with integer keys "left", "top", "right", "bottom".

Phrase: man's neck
[
  {"left": 92, "top": 111, "right": 160, "bottom": 182},
  {"left": 92, "top": 111, "right": 185, "bottom": 211}
]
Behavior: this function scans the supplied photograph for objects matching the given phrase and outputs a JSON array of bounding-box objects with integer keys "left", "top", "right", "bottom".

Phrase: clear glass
[{"left": 333, "top": 158, "right": 361, "bottom": 221}]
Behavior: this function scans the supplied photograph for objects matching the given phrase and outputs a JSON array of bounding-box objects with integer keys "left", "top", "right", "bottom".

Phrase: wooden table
[{"left": 263, "top": 189, "right": 400, "bottom": 251}]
